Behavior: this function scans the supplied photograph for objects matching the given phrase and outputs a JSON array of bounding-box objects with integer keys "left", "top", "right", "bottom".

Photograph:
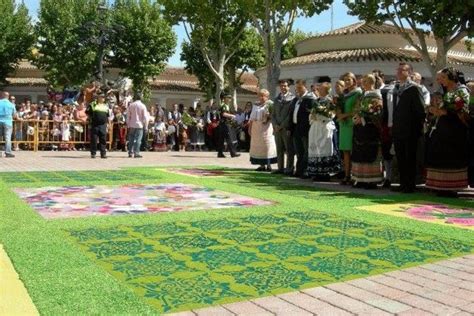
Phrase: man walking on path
[
  {"left": 127, "top": 93, "right": 149, "bottom": 158},
  {"left": 0, "top": 91, "right": 17, "bottom": 158}
]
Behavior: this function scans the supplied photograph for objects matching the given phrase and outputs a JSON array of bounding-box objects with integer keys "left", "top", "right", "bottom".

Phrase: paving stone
[
  {"left": 459, "top": 302, "right": 474, "bottom": 313},
  {"left": 193, "top": 306, "right": 235, "bottom": 316},
  {"left": 301, "top": 287, "right": 335, "bottom": 299},
  {"left": 456, "top": 281, "right": 474, "bottom": 292},
  {"left": 450, "top": 257, "right": 474, "bottom": 268},
  {"left": 446, "top": 288, "right": 474, "bottom": 302},
  {"left": 367, "top": 275, "right": 424, "bottom": 293},
  {"left": 278, "top": 291, "right": 352, "bottom": 315},
  {"left": 388, "top": 270, "right": 459, "bottom": 293},
  {"left": 222, "top": 301, "right": 273, "bottom": 315},
  {"left": 397, "top": 294, "right": 461, "bottom": 315},
  {"left": 251, "top": 296, "right": 312, "bottom": 315},
  {"left": 452, "top": 311, "right": 473, "bottom": 316},
  {"left": 435, "top": 261, "right": 474, "bottom": 273},
  {"left": 422, "top": 265, "right": 474, "bottom": 282},
  {"left": 347, "top": 278, "right": 409, "bottom": 299},
  {"left": 397, "top": 308, "right": 434, "bottom": 316},
  {"left": 405, "top": 267, "right": 463, "bottom": 285},
  {"left": 418, "top": 290, "right": 471, "bottom": 308},
  {"left": 305, "top": 287, "right": 390, "bottom": 315}
]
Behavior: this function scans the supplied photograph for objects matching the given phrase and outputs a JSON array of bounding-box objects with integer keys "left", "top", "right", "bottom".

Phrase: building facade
[
  {"left": 255, "top": 22, "right": 474, "bottom": 91},
  {"left": 5, "top": 61, "right": 258, "bottom": 110}
]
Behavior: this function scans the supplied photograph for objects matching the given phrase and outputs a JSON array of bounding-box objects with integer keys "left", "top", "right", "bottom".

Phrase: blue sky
[{"left": 22, "top": 0, "right": 359, "bottom": 67}]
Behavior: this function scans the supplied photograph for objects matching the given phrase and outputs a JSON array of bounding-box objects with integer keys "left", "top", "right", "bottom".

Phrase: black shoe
[
  {"left": 340, "top": 177, "right": 351, "bottom": 185},
  {"left": 91, "top": 154, "right": 96, "bottom": 159},
  {"left": 134, "top": 155, "right": 143, "bottom": 158},
  {"left": 266, "top": 166, "right": 272, "bottom": 172},
  {"left": 231, "top": 153, "right": 241, "bottom": 158},
  {"left": 313, "top": 174, "right": 331, "bottom": 182},
  {"left": 365, "top": 183, "right": 377, "bottom": 190},
  {"left": 4, "top": 153, "right": 15, "bottom": 158},
  {"left": 300, "top": 173, "right": 310, "bottom": 179},
  {"left": 217, "top": 153, "right": 226, "bottom": 158},
  {"left": 391, "top": 186, "right": 404, "bottom": 192},
  {"left": 382, "top": 179, "right": 391, "bottom": 188},
  {"left": 128, "top": 153, "right": 133, "bottom": 158},
  {"left": 255, "top": 166, "right": 266, "bottom": 171},
  {"left": 101, "top": 156, "right": 107, "bottom": 159}
]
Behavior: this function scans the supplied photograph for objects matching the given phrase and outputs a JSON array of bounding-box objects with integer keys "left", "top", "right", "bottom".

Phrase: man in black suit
[
  {"left": 289, "top": 79, "right": 315, "bottom": 179},
  {"left": 392, "top": 63, "right": 426, "bottom": 193}
]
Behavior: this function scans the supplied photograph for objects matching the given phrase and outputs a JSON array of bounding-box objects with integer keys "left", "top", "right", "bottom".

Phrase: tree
[
  {"left": 344, "top": 0, "right": 474, "bottom": 79},
  {"left": 240, "top": 0, "right": 332, "bottom": 98},
  {"left": 0, "top": 0, "right": 34, "bottom": 85},
  {"left": 281, "top": 30, "right": 313, "bottom": 60},
  {"left": 34, "top": 0, "right": 103, "bottom": 88},
  {"left": 110, "top": 0, "right": 176, "bottom": 93},
  {"left": 162, "top": 0, "right": 249, "bottom": 105},
  {"left": 181, "top": 41, "right": 216, "bottom": 100},
  {"left": 181, "top": 27, "right": 265, "bottom": 105}
]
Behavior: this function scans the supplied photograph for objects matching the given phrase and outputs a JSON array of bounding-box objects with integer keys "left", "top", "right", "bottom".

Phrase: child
[
  {"left": 153, "top": 115, "right": 168, "bottom": 152},
  {"left": 60, "top": 117, "right": 72, "bottom": 150}
]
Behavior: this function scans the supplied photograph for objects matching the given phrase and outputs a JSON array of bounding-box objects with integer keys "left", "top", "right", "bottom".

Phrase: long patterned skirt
[
  {"left": 352, "top": 158, "right": 383, "bottom": 183},
  {"left": 250, "top": 121, "right": 277, "bottom": 165},
  {"left": 307, "top": 120, "right": 341, "bottom": 176},
  {"left": 426, "top": 168, "right": 468, "bottom": 191}
]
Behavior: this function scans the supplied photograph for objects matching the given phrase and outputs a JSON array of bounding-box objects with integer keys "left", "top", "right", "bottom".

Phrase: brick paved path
[{"left": 1, "top": 151, "right": 473, "bottom": 315}]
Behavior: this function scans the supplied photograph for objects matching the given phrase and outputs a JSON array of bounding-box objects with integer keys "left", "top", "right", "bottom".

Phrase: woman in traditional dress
[
  {"left": 351, "top": 74, "right": 383, "bottom": 189},
  {"left": 336, "top": 72, "right": 363, "bottom": 184},
  {"left": 153, "top": 114, "right": 168, "bottom": 152},
  {"left": 188, "top": 107, "right": 205, "bottom": 151},
  {"left": 308, "top": 81, "right": 341, "bottom": 181},
  {"left": 249, "top": 89, "right": 277, "bottom": 171},
  {"left": 425, "top": 67, "right": 470, "bottom": 197}
]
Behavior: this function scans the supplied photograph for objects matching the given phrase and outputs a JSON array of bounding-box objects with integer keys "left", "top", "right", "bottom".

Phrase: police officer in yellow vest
[{"left": 86, "top": 93, "right": 111, "bottom": 159}]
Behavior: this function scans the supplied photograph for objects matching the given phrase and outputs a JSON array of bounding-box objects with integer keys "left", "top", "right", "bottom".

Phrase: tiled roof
[
  {"left": 300, "top": 22, "right": 415, "bottom": 44},
  {"left": 281, "top": 48, "right": 474, "bottom": 67},
  {"left": 8, "top": 61, "right": 258, "bottom": 95}
]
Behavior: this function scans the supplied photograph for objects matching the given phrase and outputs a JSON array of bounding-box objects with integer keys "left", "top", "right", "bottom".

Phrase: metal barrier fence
[{"left": 0, "top": 119, "right": 153, "bottom": 152}]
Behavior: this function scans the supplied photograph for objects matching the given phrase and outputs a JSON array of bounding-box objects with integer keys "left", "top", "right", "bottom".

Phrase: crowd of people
[
  {"left": 242, "top": 64, "right": 473, "bottom": 197},
  {"left": 0, "top": 63, "right": 473, "bottom": 196}
]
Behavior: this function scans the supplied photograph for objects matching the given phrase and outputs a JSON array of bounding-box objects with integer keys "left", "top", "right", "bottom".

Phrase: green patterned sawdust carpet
[{"left": 0, "top": 166, "right": 473, "bottom": 315}]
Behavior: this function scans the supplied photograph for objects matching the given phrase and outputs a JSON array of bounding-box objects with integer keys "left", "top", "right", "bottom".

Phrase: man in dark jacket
[
  {"left": 272, "top": 79, "right": 295, "bottom": 174},
  {"left": 391, "top": 63, "right": 426, "bottom": 193},
  {"left": 86, "top": 92, "right": 111, "bottom": 159},
  {"left": 289, "top": 79, "right": 315, "bottom": 178}
]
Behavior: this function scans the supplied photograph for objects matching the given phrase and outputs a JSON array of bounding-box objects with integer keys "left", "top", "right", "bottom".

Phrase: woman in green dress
[{"left": 336, "top": 72, "right": 363, "bottom": 184}]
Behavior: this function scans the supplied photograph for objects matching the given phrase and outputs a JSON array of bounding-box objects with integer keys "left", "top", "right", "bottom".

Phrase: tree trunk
[{"left": 228, "top": 65, "right": 238, "bottom": 111}]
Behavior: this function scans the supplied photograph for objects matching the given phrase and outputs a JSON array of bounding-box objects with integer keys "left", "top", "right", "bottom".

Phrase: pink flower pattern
[
  {"left": 15, "top": 184, "right": 273, "bottom": 219},
  {"left": 405, "top": 204, "right": 474, "bottom": 227}
]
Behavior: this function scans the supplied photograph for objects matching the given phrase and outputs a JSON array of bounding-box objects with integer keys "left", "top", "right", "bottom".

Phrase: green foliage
[
  {"left": 181, "top": 41, "right": 215, "bottom": 99},
  {"left": 110, "top": 0, "right": 176, "bottom": 93},
  {"left": 281, "top": 29, "right": 313, "bottom": 60},
  {"left": 35, "top": 0, "right": 176, "bottom": 90},
  {"left": 181, "top": 27, "right": 265, "bottom": 99},
  {"left": 34, "top": 0, "right": 103, "bottom": 88},
  {"left": 0, "top": 0, "right": 34, "bottom": 85},
  {"left": 162, "top": 0, "right": 250, "bottom": 102},
  {"left": 344, "top": 0, "right": 473, "bottom": 73}
]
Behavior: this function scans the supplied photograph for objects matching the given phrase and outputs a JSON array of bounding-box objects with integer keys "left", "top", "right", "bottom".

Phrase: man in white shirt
[{"left": 126, "top": 93, "right": 148, "bottom": 158}]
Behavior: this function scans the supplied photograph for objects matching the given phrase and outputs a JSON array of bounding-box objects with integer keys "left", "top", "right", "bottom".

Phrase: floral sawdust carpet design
[
  {"left": 67, "top": 210, "right": 472, "bottom": 313},
  {"left": 14, "top": 184, "right": 273, "bottom": 219},
  {"left": 357, "top": 202, "right": 474, "bottom": 230}
]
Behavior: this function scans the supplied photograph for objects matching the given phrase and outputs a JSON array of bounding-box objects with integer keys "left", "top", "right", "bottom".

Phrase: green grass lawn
[{"left": 0, "top": 167, "right": 473, "bottom": 315}]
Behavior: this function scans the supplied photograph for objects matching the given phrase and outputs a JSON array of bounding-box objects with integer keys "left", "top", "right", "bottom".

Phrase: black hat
[{"left": 317, "top": 76, "right": 331, "bottom": 83}]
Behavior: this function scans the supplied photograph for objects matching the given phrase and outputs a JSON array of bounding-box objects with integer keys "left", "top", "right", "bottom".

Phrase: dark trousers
[
  {"left": 293, "top": 131, "right": 308, "bottom": 176},
  {"left": 394, "top": 137, "right": 418, "bottom": 191},
  {"left": 90, "top": 124, "right": 107, "bottom": 157},
  {"left": 468, "top": 120, "right": 474, "bottom": 186},
  {"left": 275, "top": 129, "right": 294, "bottom": 172},
  {"left": 217, "top": 124, "right": 236, "bottom": 156}
]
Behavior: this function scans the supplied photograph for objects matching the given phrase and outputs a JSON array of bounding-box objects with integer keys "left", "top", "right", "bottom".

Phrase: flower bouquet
[
  {"left": 358, "top": 94, "right": 382, "bottom": 119},
  {"left": 311, "top": 98, "right": 336, "bottom": 121}
]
